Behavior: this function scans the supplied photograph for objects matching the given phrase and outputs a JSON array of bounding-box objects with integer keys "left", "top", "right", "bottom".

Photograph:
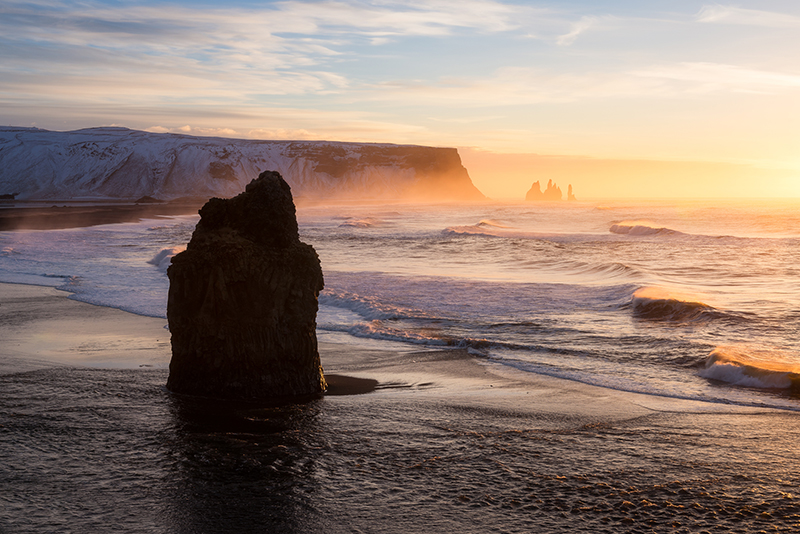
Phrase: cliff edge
[{"left": 0, "top": 127, "right": 485, "bottom": 202}]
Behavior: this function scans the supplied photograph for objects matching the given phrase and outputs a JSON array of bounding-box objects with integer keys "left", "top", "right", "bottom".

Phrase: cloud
[
  {"left": 556, "top": 16, "right": 596, "bottom": 46},
  {"left": 635, "top": 62, "right": 800, "bottom": 94},
  {"left": 364, "top": 60, "right": 800, "bottom": 109},
  {"left": 275, "top": 0, "right": 521, "bottom": 36},
  {"left": 697, "top": 5, "right": 800, "bottom": 28},
  {"left": 0, "top": 0, "right": 529, "bottom": 106},
  {"left": 0, "top": 0, "right": 523, "bottom": 49},
  {"left": 146, "top": 125, "right": 240, "bottom": 137},
  {"left": 92, "top": 104, "right": 430, "bottom": 144}
]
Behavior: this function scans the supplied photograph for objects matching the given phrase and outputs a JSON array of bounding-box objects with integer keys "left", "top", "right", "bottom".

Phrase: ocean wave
[
  {"left": 346, "top": 321, "right": 454, "bottom": 346},
  {"left": 516, "top": 258, "right": 645, "bottom": 282},
  {"left": 610, "top": 221, "right": 685, "bottom": 237},
  {"left": 319, "top": 289, "right": 435, "bottom": 322},
  {"left": 338, "top": 217, "right": 382, "bottom": 229},
  {"left": 317, "top": 317, "right": 496, "bottom": 351},
  {"left": 631, "top": 287, "right": 720, "bottom": 322},
  {"left": 147, "top": 247, "right": 184, "bottom": 272},
  {"left": 576, "top": 261, "right": 644, "bottom": 280},
  {"left": 476, "top": 219, "right": 512, "bottom": 229},
  {"left": 443, "top": 225, "right": 561, "bottom": 240},
  {"left": 700, "top": 346, "right": 800, "bottom": 391},
  {"left": 442, "top": 225, "right": 504, "bottom": 238}
]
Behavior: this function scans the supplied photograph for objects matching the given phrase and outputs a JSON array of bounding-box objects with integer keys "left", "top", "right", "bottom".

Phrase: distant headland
[{"left": 0, "top": 126, "right": 485, "bottom": 202}]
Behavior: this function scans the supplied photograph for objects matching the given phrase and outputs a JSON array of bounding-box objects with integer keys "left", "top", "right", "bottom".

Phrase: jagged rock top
[{"left": 191, "top": 171, "right": 299, "bottom": 249}]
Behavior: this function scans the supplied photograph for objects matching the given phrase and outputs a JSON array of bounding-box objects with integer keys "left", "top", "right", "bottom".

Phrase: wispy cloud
[
  {"left": 0, "top": 0, "right": 527, "bottom": 103},
  {"left": 635, "top": 62, "right": 800, "bottom": 94},
  {"left": 556, "top": 16, "right": 597, "bottom": 46},
  {"left": 697, "top": 5, "right": 800, "bottom": 28},
  {"left": 275, "top": 0, "right": 522, "bottom": 36},
  {"left": 365, "top": 61, "right": 800, "bottom": 109}
]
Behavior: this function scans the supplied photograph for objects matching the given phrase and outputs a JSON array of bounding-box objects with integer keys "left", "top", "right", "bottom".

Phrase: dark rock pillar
[{"left": 166, "top": 171, "right": 325, "bottom": 399}]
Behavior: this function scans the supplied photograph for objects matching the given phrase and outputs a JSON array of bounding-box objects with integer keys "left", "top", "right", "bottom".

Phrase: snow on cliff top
[{"left": 0, "top": 127, "right": 484, "bottom": 202}]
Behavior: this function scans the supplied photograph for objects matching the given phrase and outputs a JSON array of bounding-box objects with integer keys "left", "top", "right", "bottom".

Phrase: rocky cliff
[
  {"left": 166, "top": 171, "right": 325, "bottom": 400},
  {"left": 0, "top": 127, "right": 485, "bottom": 202}
]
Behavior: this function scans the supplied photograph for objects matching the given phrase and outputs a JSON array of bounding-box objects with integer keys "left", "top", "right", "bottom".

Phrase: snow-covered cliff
[{"left": 0, "top": 127, "right": 485, "bottom": 201}]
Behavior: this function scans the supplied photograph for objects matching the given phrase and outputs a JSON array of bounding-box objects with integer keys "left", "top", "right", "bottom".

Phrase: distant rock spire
[
  {"left": 525, "top": 179, "right": 564, "bottom": 201},
  {"left": 568, "top": 184, "right": 577, "bottom": 201},
  {"left": 525, "top": 180, "right": 543, "bottom": 201}
]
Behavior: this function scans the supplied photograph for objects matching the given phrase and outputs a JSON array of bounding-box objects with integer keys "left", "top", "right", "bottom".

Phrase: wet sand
[{"left": 2, "top": 282, "right": 800, "bottom": 533}]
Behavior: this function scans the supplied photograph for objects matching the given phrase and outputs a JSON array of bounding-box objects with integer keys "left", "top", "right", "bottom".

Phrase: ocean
[
  {"left": 1, "top": 198, "right": 798, "bottom": 409},
  {"left": 2, "top": 197, "right": 800, "bottom": 533}
]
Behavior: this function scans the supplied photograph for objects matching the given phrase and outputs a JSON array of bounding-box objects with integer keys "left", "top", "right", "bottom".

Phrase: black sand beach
[
  {"left": 2, "top": 283, "right": 800, "bottom": 533},
  {"left": 0, "top": 201, "right": 204, "bottom": 231}
]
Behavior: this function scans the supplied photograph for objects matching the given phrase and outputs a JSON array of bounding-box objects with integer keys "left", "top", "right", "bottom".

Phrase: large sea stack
[{"left": 166, "top": 171, "right": 325, "bottom": 400}]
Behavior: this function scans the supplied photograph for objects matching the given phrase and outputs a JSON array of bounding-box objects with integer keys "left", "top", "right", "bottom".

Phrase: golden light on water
[
  {"left": 703, "top": 346, "right": 800, "bottom": 392},
  {"left": 632, "top": 287, "right": 711, "bottom": 308}
]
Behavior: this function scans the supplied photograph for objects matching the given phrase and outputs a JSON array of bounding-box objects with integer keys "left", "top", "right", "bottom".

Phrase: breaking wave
[
  {"left": 147, "top": 247, "right": 184, "bottom": 272},
  {"left": 443, "top": 225, "right": 561, "bottom": 240},
  {"left": 610, "top": 221, "right": 685, "bottom": 237},
  {"left": 700, "top": 346, "right": 800, "bottom": 391},
  {"left": 476, "top": 219, "right": 512, "bottom": 229},
  {"left": 631, "top": 287, "right": 720, "bottom": 322},
  {"left": 338, "top": 217, "right": 381, "bottom": 228}
]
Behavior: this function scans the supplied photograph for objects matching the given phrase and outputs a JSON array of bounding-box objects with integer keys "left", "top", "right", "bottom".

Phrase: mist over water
[{"left": 0, "top": 199, "right": 798, "bottom": 409}]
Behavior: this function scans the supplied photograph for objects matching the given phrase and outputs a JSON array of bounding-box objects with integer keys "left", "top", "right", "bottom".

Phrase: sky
[{"left": 1, "top": 0, "right": 799, "bottom": 198}]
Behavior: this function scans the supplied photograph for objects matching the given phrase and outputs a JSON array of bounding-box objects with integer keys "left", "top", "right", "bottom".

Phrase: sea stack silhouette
[
  {"left": 525, "top": 180, "right": 577, "bottom": 201},
  {"left": 166, "top": 170, "right": 326, "bottom": 400}
]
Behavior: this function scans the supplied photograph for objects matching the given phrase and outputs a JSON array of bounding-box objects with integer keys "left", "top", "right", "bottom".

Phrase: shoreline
[
  {"left": 4, "top": 281, "right": 800, "bottom": 533},
  {"left": 0, "top": 280, "right": 784, "bottom": 416}
]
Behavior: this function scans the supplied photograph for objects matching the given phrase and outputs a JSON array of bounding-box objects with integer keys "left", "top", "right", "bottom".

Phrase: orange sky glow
[
  {"left": 461, "top": 150, "right": 800, "bottom": 200},
  {"left": 1, "top": 1, "right": 798, "bottom": 199}
]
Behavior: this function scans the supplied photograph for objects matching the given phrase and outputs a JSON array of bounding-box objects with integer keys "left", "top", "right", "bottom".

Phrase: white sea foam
[
  {"left": 0, "top": 200, "right": 797, "bottom": 411},
  {"left": 338, "top": 217, "right": 382, "bottom": 228},
  {"left": 319, "top": 289, "right": 424, "bottom": 321},
  {"left": 347, "top": 321, "right": 452, "bottom": 346},
  {"left": 700, "top": 346, "right": 800, "bottom": 390},
  {"left": 147, "top": 247, "right": 184, "bottom": 272}
]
